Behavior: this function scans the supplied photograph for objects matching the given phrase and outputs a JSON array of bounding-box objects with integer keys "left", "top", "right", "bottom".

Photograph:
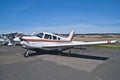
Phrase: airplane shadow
[
  {"left": 28, "top": 50, "right": 109, "bottom": 61},
  {"left": 61, "top": 52, "right": 109, "bottom": 60}
]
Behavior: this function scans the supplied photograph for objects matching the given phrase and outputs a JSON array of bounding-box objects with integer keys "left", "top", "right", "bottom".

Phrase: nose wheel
[{"left": 24, "top": 50, "right": 29, "bottom": 58}]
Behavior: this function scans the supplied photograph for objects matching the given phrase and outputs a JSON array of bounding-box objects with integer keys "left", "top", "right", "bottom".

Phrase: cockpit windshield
[{"left": 36, "top": 33, "right": 43, "bottom": 38}]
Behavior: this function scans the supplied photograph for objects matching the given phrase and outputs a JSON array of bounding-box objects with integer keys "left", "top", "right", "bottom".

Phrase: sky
[{"left": 0, "top": 0, "right": 120, "bottom": 34}]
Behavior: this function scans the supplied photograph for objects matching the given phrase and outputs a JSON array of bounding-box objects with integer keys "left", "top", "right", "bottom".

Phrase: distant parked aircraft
[
  {"left": 0, "top": 35, "right": 12, "bottom": 45},
  {"left": 13, "top": 37, "right": 21, "bottom": 46}
]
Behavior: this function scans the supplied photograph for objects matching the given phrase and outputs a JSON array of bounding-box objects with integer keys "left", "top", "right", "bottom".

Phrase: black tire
[
  {"left": 36, "top": 51, "right": 39, "bottom": 53},
  {"left": 24, "top": 51, "right": 29, "bottom": 58}
]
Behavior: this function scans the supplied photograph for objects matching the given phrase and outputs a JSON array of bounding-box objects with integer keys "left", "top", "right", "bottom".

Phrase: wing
[
  {"left": 71, "top": 40, "right": 117, "bottom": 46},
  {"left": 42, "top": 40, "right": 117, "bottom": 48}
]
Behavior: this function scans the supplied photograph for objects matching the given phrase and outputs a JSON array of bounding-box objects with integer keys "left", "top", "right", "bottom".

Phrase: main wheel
[
  {"left": 36, "top": 51, "right": 39, "bottom": 53},
  {"left": 24, "top": 51, "right": 29, "bottom": 58},
  {"left": 58, "top": 48, "right": 63, "bottom": 56}
]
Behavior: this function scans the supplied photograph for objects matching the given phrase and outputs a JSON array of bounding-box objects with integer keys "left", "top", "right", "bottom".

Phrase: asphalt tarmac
[{"left": 0, "top": 46, "right": 120, "bottom": 80}]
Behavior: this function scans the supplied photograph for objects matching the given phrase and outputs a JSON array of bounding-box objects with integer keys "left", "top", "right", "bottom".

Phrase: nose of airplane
[
  {"left": 20, "top": 41, "right": 28, "bottom": 48},
  {"left": 20, "top": 41, "right": 24, "bottom": 45}
]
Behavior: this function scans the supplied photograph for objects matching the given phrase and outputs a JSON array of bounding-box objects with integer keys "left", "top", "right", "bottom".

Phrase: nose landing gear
[{"left": 24, "top": 50, "right": 29, "bottom": 57}]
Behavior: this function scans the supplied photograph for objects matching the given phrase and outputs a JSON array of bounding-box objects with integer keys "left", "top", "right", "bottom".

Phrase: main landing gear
[
  {"left": 24, "top": 50, "right": 30, "bottom": 58},
  {"left": 57, "top": 48, "right": 72, "bottom": 56},
  {"left": 58, "top": 48, "right": 63, "bottom": 56}
]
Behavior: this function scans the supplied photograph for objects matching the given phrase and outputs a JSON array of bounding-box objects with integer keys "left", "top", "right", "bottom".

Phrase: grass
[{"left": 90, "top": 44, "right": 120, "bottom": 50}]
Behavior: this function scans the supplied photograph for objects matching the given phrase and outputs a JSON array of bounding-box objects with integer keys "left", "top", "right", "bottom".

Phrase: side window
[
  {"left": 58, "top": 37, "right": 61, "bottom": 40},
  {"left": 44, "top": 34, "right": 52, "bottom": 39},
  {"left": 53, "top": 36, "right": 57, "bottom": 40}
]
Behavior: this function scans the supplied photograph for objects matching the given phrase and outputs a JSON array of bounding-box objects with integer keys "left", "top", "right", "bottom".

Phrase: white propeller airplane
[{"left": 20, "top": 30, "right": 117, "bottom": 57}]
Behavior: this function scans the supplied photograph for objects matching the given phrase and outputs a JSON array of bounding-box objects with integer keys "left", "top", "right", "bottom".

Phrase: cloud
[
  {"left": 1, "top": 23, "right": 119, "bottom": 34},
  {"left": 19, "top": 24, "right": 120, "bottom": 34}
]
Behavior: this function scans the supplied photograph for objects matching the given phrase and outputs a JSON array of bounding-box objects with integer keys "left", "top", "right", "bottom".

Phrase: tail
[{"left": 66, "top": 30, "right": 75, "bottom": 42}]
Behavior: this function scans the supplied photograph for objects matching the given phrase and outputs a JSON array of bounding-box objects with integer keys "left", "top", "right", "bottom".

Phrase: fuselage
[{"left": 20, "top": 32, "right": 73, "bottom": 49}]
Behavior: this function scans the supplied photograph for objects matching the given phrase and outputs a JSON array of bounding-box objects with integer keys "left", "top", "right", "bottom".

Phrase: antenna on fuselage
[{"left": 31, "top": 32, "right": 35, "bottom": 36}]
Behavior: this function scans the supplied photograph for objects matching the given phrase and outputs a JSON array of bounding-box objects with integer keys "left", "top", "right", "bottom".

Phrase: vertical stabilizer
[{"left": 66, "top": 30, "right": 75, "bottom": 41}]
